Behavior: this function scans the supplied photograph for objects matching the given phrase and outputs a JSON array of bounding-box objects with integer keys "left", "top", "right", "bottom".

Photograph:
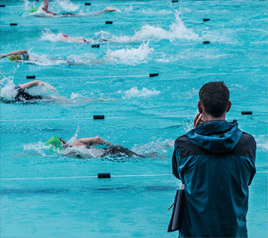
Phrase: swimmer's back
[{"left": 101, "top": 145, "right": 144, "bottom": 158}]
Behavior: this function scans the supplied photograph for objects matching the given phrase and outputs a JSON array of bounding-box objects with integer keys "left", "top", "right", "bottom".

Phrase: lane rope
[{"left": 0, "top": 173, "right": 172, "bottom": 181}]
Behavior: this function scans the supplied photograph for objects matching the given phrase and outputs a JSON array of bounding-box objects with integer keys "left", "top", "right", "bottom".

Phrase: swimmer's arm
[
  {"left": 71, "top": 137, "right": 111, "bottom": 146},
  {"left": 0, "top": 50, "right": 28, "bottom": 58},
  {"left": 42, "top": 0, "right": 56, "bottom": 16},
  {"left": 93, "top": 7, "right": 117, "bottom": 16},
  {"left": 18, "top": 80, "right": 57, "bottom": 92}
]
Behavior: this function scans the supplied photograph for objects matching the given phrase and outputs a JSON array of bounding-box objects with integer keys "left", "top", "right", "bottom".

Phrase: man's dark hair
[{"left": 199, "top": 81, "right": 230, "bottom": 117}]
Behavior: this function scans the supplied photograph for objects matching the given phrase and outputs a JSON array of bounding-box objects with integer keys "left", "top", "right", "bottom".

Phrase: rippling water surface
[{"left": 0, "top": 0, "right": 267, "bottom": 237}]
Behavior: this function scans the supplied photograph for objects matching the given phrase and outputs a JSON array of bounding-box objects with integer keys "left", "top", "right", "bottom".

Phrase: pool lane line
[
  {"left": 1, "top": 172, "right": 267, "bottom": 182},
  {"left": 26, "top": 72, "right": 257, "bottom": 80},
  {"left": 0, "top": 115, "right": 195, "bottom": 122},
  {"left": 27, "top": 74, "right": 161, "bottom": 80},
  {"left": 33, "top": 75, "right": 149, "bottom": 79},
  {"left": 0, "top": 20, "right": 175, "bottom": 27},
  {"left": 0, "top": 174, "right": 172, "bottom": 181}
]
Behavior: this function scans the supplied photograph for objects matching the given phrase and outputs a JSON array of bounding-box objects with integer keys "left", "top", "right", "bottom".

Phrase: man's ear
[
  {"left": 226, "top": 101, "right": 232, "bottom": 112},
  {"left": 198, "top": 101, "right": 203, "bottom": 113}
]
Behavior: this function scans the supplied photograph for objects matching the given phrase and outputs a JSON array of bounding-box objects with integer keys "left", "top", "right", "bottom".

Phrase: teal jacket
[{"left": 172, "top": 120, "right": 256, "bottom": 237}]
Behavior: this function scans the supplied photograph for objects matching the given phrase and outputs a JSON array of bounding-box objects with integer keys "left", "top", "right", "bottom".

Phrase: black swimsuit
[
  {"left": 14, "top": 86, "right": 43, "bottom": 102},
  {"left": 101, "top": 145, "right": 144, "bottom": 158}
]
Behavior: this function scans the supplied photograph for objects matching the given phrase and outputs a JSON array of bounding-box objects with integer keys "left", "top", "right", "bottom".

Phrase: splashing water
[
  {"left": 105, "top": 41, "right": 153, "bottom": 65},
  {"left": 23, "top": 141, "right": 48, "bottom": 157},
  {"left": 132, "top": 139, "right": 174, "bottom": 157},
  {"left": 96, "top": 12, "right": 199, "bottom": 43},
  {"left": 54, "top": 0, "right": 79, "bottom": 11},
  {"left": 40, "top": 29, "right": 67, "bottom": 42},
  {"left": 0, "top": 77, "right": 17, "bottom": 101},
  {"left": 25, "top": 53, "right": 68, "bottom": 66},
  {"left": 40, "top": 28, "right": 93, "bottom": 43},
  {"left": 122, "top": 87, "right": 160, "bottom": 99},
  {"left": 67, "top": 126, "right": 80, "bottom": 146}
]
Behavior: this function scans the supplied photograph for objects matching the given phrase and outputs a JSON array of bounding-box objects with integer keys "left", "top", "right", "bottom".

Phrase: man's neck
[{"left": 202, "top": 113, "right": 226, "bottom": 122}]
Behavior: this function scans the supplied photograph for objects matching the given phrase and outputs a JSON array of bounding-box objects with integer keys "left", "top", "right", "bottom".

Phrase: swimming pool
[{"left": 0, "top": 0, "right": 267, "bottom": 237}]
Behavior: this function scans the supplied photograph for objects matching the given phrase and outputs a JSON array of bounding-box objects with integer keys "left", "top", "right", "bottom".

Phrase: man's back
[{"left": 172, "top": 120, "right": 256, "bottom": 237}]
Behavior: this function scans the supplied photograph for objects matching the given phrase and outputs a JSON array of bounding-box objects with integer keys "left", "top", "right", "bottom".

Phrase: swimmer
[
  {"left": 34, "top": 0, "right": 117, "bottom": 17},
  {"left": 56, "top": 33, "right": 108, "bottom": 43},
  {"left": 0, "top": 49, "right": 103, "bottom": 65},
  {"left": 0, "top": 80, "right": 57, "bottom": 103},
  {"left": 0, "top": 50, "right": 29, "bottom": 61},
  {"left": 46, "top": 136, "right": 144, "bottom": 158}
]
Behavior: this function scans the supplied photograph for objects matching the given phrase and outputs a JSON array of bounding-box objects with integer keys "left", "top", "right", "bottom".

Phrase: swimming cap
[
  {"left": 7, "top": 55, "right": 21, "bottom": 61},
  {"left": 29, "top": 8, "right": 38, "bottom": 13},
  {"left": 62, "top": 34, "right": 69, "bottom": 38},
  {"left": 46, "top": 137, "right": 62, "bottom": 151}
]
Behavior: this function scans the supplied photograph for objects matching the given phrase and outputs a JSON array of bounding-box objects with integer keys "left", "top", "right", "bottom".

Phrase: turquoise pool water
[{"left": 0, "top": 0, "right": 267, "bottom": 237}]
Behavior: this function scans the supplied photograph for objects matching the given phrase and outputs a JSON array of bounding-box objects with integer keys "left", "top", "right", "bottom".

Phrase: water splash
[
  {"left": 40, "top": 28, "right": 94, "bottom": 43},
  {"left": 96, "top": 12, "right": 199, "bottom": 43},
  {"left": 54, "top": 0, "right": 79, "bottom": 11},
  {"left": 67, "top": 126, "right": 80, "bottom": 146},
  {"left": 132, "top": 139, "right": 174, "bottom": 157},
  {"left": 0, "top": 77, "right": 17, "bottom": 101},
  {"left": 122, "top": 87, "right": 160, "bottom": 99},
  {"left": 105, "top": 41, "right": 153, "bottom": 65},
  {"left": 23, "top": 141, "right": 48, "bottom": 157},
  {"left": 256, "top": 135, "right": 268, "bottom": 152}
]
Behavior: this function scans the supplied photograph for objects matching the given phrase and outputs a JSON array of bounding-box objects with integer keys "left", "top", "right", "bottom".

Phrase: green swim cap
[
  {"left": 29, "top": 8, "right": 38, "bottom": 13},
  {"left": 7, "top": 55, "right": 21, "bottom": 61},
  {"left": 46, "top": 137, "right": 62, "bottom": 151}
]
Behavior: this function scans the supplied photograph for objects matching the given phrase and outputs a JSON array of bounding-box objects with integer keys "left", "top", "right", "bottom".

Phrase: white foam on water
[
  {"left": 132, "top": 139, "right": 174, "bottom": 157},
  {"left": 0, "top": 77, "right": 17, "bottom": 101},
  {"left": 26, "top": 85, "right": 53, "bottom": 96},
  {"left": 105, "top": 41, "right": 153, "bottom": 65},
  {"left": 201, "top": 29, "right": 237, "bottom": 44},
  {"left": 69, "top": 53, "right": 99, "bottom": 65},
  {"left": 183, "top": 119, "right": 194, "bottom": 132},
  {"left": 23, "top": 141, "right": 48, "bottom": 157},
  {"left": 70, "top": 92, "right": 83, "bottom": 100},
  {"left": 40, "top": 29, "right": 66, "bottom": 42},
  {"left": 97, "top": 12, "right": 199, "bottom": 43},
  {"left": 25, "top": 53, "right": 68, "bottom": 66},
  {"left": 122, "top": 87, "right": 160, "bottom": 99},
  {"left": 66, "top": 126, "right": 79, "bottom": 146},
  {"left": 255, "top": 135, "right": 268, "bottom": 152},
  {"left": 62, "top": 146, "right": 103, "bottom": 158},
  {"left": 24, "top": 142, "right": 103, "bottom": 159},
  {"left": 54, "top": 0, "right": 80, "bottom": 11}
]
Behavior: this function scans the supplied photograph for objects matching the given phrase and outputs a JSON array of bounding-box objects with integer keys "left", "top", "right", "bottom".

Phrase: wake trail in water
[{"left": 96, "top": 12, "right": 199, "bottom": 43}]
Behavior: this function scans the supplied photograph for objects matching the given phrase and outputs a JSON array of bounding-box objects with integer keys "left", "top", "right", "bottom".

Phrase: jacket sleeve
[
  {"left": 172, "top": 146, "right": 180, "bottom": 179},
  {"left": 248, "top": 136, "right": 257, "bottom": 186},
  {"left": 172, "top": 140, "right": 185, "bottom": 183}
]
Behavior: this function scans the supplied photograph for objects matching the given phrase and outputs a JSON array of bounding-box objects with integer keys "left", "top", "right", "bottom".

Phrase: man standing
[{"left": 172, "top": 81, "right": 256, "bottom": 237}]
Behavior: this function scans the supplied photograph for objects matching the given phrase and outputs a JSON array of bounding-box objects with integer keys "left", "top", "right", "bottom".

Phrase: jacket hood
[{"left": 186, "top": 120, "right": 242, "bottom": 153}]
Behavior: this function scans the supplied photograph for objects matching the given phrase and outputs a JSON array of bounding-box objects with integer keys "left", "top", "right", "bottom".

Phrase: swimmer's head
[
  {"left": 22, "top": 53, "right": 29, "bottom": 60},
  {"left": 7, "top": 55, "right": 21, "bottom": 61},
  {"left": 46, "top": 137, "right": 63, "bottom": 151},
  {"left": 29, "top": 8, "right": 38, "bottom": 13}
]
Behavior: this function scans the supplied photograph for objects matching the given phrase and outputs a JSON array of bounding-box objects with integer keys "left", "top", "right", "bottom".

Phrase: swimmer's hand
[
  {"left": 194, "top": 112, "right": 204, "bottom": 128},
  {"left": 103, "top": 7, "right": 117, "bottom": 13},
  {"left": 98, "top": 97, "right": 115, "bottom": 101},
  {"left": 0, "top": 54, "right": 7, "bottom": 58},
  {"left": 39, "top": 81, "right": 57, "bottom": 93}
]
